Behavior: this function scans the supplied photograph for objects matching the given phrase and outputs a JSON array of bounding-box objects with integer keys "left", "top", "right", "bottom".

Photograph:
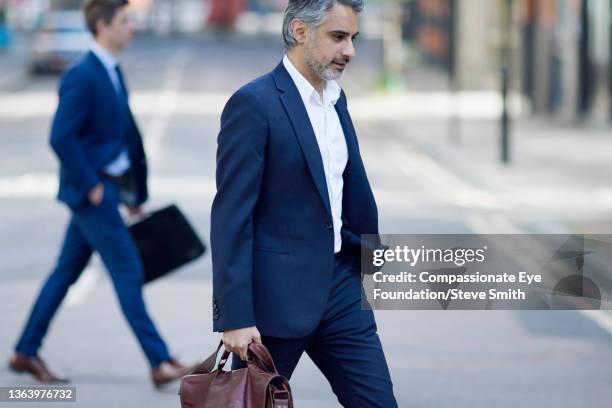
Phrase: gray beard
[{"left": 304, "top": 50, "right": 343, "bottom": 81}]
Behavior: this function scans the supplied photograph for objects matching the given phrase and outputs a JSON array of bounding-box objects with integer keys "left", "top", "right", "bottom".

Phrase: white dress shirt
[
  {"left": 90, "top": 41, "right": 131, "bottom": 176},
  {"left": 283, "top": 55, "right": 348, "bottom": 254}
]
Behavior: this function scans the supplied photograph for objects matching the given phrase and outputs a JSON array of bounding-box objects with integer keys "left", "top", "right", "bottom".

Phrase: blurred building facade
[
  {"left": 4, "top": 0, "right": 291, "bottom": 33},
  {"left": 521, "top": 0, "right": 611, "bottom": 122},
  {"left": 404, "top": 0, "right": 612, "bottom": 124},
  {"left": 402, "top": 0, "right": 511, "bottom": 89},
  {"left": 5, "top": 0, "right": 610, "bottom": 123}
]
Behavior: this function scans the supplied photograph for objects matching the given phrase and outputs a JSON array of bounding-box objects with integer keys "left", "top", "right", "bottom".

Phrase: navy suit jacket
[
  {"left": 211, "top": 62, "right": 380, "bottom": 338},
  {"left": 50, "top": 51, "right": 148, "bottom": 209}
]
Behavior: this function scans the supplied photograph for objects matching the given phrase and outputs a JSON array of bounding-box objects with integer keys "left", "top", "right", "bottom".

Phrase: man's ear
[
  {"left": 291, "top": 19, "right": 310, "bottom": 46},
  {"left": 95, "top": 19, "right": 108, "bottom": 37}
]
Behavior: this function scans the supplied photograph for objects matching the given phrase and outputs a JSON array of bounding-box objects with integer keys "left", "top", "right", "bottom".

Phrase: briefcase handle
[
  {"left": 190, "top": 341, "right": 224, "bottom": 374},
  {"left": 190, "top": 341, "right": 280, "bottom": 375},
  {"left": 247, "top": 342, "right": 279, "bottom": 374}
]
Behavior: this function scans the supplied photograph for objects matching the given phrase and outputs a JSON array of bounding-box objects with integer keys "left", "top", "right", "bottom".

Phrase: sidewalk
[{"left": 384, "top": 115, "right": 612, "bottom": 234}]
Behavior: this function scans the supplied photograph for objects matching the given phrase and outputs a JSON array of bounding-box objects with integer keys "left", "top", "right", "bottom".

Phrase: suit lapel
[
  {"left": 273, "top": 63, "right": 332, "bottom": 218},
  {"left": 335, "top": 94, "right": 361, "bottom": 170},
  {"left": 87, "top": 51, "right": 122, "bottom": 115}
]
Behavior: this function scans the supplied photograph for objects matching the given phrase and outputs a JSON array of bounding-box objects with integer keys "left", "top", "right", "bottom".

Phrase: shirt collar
[
  {"left": 282, "top": 55, "right": 341, "bottom": 107},
  {"left": 90, "top": 41, "right": 118, "bottom": 72}
]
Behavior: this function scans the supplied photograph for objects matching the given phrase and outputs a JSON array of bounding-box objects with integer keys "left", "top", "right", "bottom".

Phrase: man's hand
[
  {"left": 222, "top": 326, "right": 261, "bottom": 361},
  {"left": 88, "top": 183, "right": 104, "bottom": 205}
]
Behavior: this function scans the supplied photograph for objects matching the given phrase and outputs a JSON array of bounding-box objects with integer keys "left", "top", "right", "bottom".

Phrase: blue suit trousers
[
  {"left": 232, "top": 250, "right": 398, "bottom": 407},
  {"left": 15, "top": 179, "right": 171, "bottom": 368}
]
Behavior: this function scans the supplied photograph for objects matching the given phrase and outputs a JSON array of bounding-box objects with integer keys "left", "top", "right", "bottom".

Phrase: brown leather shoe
[
  {"left": 151, "top": 358, "right": 195, "bottom": 389},
  {"left": 9, "top": 353, "right": 69, "bottom": 383}
]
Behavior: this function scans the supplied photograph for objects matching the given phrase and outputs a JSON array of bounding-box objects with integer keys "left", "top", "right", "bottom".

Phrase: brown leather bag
[{"left": 179, "top": 341, "right": 293, "bottom": 408}]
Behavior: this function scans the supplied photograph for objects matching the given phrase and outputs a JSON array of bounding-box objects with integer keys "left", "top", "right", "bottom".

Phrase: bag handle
[
  {"left": 190, "top": 340, "right": 280, "bottom": 375},
  {"left": 190, "top": 340, "right": 226, "bottom": 375},
  {"left": 247, "top": 342, "right": 279, "bottom": 374}
]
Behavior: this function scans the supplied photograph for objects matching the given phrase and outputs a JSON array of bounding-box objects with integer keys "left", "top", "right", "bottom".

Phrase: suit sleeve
[
  {"left": 49, "top": 68, "right": 100, "bottom": 197},
  {"left": 210, "top": 89, "right": 268, "bottom": 332}
]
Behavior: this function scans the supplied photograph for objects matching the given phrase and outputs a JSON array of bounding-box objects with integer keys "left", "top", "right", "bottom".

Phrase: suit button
[{"left": 325, "top": 222, "right": 333, "bottom": 230}]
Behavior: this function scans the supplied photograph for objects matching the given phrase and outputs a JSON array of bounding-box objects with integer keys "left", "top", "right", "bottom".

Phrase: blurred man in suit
[
  {"left": 9, "top": 0, "right": 192, "bottom": 388},
  {"left": 211, "top": 0, "right": 397, "bottom": 406}
]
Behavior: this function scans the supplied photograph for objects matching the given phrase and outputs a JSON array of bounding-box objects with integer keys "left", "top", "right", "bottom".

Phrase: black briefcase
[{"left": 128, "top": 204, "right": 206, "bottom": 284}]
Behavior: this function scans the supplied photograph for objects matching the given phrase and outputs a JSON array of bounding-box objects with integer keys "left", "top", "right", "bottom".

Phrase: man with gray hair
[{"left": 210, "top": 1, "right": 397, "bottom": 405}]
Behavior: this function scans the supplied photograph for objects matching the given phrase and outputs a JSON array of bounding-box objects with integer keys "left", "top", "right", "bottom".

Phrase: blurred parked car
[{"left": 29, "top": 11, "right": 92, "bottom": 75}]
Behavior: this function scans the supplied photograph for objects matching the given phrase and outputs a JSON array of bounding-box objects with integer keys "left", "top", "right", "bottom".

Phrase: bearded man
[{"left": 210, "top": 1, "right": 397, "bottom": 406}]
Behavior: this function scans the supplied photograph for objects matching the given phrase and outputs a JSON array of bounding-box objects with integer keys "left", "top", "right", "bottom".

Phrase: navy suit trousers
[
  {"left": 15, "top": 179, "right": 170, "bottom": 368},
  {"left": 232, "top": 250, "right": 398, "bottom": 407}
]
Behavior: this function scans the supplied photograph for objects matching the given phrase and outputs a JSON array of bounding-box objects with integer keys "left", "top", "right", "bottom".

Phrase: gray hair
[{"left": 282, "top": 0, "right": 364, "bottom": 50}]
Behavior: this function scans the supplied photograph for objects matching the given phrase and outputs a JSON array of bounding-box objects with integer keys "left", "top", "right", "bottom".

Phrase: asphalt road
[{"left": 1, "top": 35, "right": 612, "bottom": 407}]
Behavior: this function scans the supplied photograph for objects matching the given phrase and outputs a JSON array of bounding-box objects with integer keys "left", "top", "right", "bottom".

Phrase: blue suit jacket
[
  {"left": 50, "top": 51, "right": 148, "bottom": 209},
  {"left": 211, "top": 62, "right": 379, "bottom": 337}
]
